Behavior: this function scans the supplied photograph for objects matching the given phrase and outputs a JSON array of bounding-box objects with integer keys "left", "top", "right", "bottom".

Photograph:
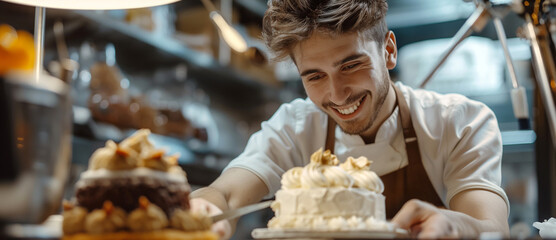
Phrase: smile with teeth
[{"left": 333, "top": 97, "right": 363, "bottom": 115}]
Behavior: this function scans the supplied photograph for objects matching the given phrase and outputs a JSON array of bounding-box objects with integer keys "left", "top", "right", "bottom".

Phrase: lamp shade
[{"left": 1, "top": 0, "right": 180, "bottom": 9}]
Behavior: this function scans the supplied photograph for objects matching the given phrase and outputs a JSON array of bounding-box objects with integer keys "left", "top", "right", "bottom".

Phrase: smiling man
[
  {"left": 294, "top": 30, "right": 395, "bottom": 144},
  {"left": 190, "top": 0, "right": 510, "bottom": 239}
]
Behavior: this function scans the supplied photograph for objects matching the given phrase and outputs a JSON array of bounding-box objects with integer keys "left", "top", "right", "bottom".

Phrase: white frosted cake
[{"left": 268, "top": 148, "right": 391, "bottom": 231}]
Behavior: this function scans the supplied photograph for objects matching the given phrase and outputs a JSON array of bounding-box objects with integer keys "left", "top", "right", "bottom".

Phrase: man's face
[{"left": 292, "top": 31, "right": 396, "bottom": 136}]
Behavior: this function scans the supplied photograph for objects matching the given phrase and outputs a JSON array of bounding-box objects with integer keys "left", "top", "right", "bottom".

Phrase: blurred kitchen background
[{"left": 0, "top": 0, "right": 554, "bottom": 239}]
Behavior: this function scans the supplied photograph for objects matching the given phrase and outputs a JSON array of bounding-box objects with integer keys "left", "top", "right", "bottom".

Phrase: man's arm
[
  {"left": 189, "top": 168, "right": 270, "bottom": 238},
  {"left": 392, "top": 189, "right": 509, "bottom": 238},
  {"left": 392, "top": 96, "right": 509, "bottom": 238}
]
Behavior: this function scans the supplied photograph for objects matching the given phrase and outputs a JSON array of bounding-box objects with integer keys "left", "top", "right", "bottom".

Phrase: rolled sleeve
[{"left": 443, "top": 98, "right": 510, "bottom": 212}]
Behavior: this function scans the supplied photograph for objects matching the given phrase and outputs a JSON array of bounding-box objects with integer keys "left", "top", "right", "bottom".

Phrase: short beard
[{"left": 336, "top": 78, "right": 391, "bottom": 135}]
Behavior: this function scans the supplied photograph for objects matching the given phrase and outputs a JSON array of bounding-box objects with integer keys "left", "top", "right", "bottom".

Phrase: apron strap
[
  {"left": 325, "top": 115, "right": 336, "bottom": 153},
  {"left": 395, "top": 83, "right": 416, "bottom": 143},
  {"left": 384, "top": 84, "right": 445, "bottom": 218}
]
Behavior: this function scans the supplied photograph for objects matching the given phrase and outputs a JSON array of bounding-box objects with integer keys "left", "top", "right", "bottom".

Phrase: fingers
[
  {"left": 392, "top": 199, "right": 436, "bottom": 230},
  {"left": 212, "top": 219, "right": 232, "bottom": 240},
  {"left": 189, "top": 198, "right": 233, "bottom": 239},
  {"left": 392, "top": 199, "right": 457, "bottom": 238},
  {"left": 417, "top": 220, "right": 457, "bottom": 239},
  {"left": 190, "top": 198, "right": 223, "bottom": 215}
]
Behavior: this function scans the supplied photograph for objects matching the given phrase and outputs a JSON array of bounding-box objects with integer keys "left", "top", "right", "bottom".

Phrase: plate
[{"left": 251, "top": 228, "right": 409, "bottom": 239}]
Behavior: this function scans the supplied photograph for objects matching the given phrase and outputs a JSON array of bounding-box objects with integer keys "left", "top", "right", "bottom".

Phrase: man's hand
[
  {"left": 189, "top": 198, "right": 232, "bottom": 240},
  {"left": 392, "top": 190, "right": 509, "bottom": 238},
  {"left": 189, "top": 168, "right": 270, "bottom": 239},
  {"left": 392, "top": 199, "right": 458, "bottom": 238}
]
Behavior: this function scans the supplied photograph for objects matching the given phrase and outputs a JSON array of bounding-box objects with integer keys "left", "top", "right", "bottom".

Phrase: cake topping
[
  {"left": 128, "top": 196, "right": 169, "bottom": 232},
  {"left": 138, "top": 149, "right": 168, "bottom": 171},
  {"left": 147, "top": 149, "right": 165, "bottom": 160},
  {"left": 84, "top": 201, "right": 127, "bottom": 234},
  {"left": 62, "top": 201, "right": 88, "bottom": 235},
  {"left": 63, "top": 200, "right": 75, "bottom": 211},
  {"left": 138, "top": 196, "right": 150, "bottom": 209},
  {"left": 301, "top": 161, "right": 353, "bottom": 188},
  {"left": 138, "top": 149, "right": 185, "bottom": 174},
  {"left": 280, "top": 148, "right": 385, "bottom": 190},
  {"left": 115, "top": 146, "right": 131, "bottom": 158},
  {"left": 88, "top": 140, "right": 138, "bottom": 171},
  {"left": 310, "top": 148, "right": 338, "bottom": 165},
  {"left": 166, "top": 154, "right": 179, "bottom": 166},
  {"left": 340, "top": 156, "right": 384, "bottom": 193},
  {"left": 302, "top": 148, "right": 353, "bottom": 188},
  {"left": 86, "top": 129, "right": 186, "bottom": 175},
  {"left": 168, "top": 165, "right": 187, "bottom": 176},
  {"left": 119, "top": 129, "right": 154, "bottom": 154},
  {"left": 281, "top": 167, "right": 303, "bottom": 189},
  {"left": 339, "top": 156, "right": 370, "bottom": 171},
  {"left": 166, "top": 154, "right": 187, "bottom": 176}
]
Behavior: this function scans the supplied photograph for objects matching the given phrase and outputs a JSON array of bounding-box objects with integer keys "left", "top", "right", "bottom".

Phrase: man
[{"left": 190, "top": 0, "right": 510, "bottom": 238}]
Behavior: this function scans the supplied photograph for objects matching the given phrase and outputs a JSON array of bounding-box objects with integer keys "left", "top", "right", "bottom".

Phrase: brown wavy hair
[{"left": 262, "top": 0, "right": 388, "bottom": 61}]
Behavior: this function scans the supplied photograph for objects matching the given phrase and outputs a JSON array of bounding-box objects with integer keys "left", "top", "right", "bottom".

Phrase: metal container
[{"left": 0, "top": 72, "right": 72, "bottom": 224}]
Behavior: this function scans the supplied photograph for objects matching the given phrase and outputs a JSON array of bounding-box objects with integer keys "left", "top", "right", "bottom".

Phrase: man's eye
[
  {"left": 343, "top": 63, "right": 360, "bottom": 71},
  {"left": 308, "top": 74, "right": 324, "bottom": 81}
]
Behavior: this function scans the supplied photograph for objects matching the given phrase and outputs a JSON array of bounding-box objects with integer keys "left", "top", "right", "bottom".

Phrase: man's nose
[{"left": 328, "top": 75, "right": 350, "bottom": 104}]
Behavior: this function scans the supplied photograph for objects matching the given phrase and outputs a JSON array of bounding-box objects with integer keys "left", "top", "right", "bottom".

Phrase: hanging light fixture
[
  {"left": 200, "top": 0, "right": 248, "bottom": 53},
  {"left": 1, "top": 0, "right": 180, "bottom": 10},
  {"left": 1, "top": 0, "right": 181, "bottom": 82}
]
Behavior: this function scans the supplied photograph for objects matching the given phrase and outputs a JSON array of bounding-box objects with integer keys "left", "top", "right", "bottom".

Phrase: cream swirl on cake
[
  {"left": 299, "top": 149, "right": 353, "bottom": 188},
  {"left": 119, "top": 128, "right": 155, "bottom": 155},
  {"left": 281, "top": 167, "right": 303, "bottom": 189},
  {"left": 339, "top": 156, "right": 384, "bottom": 193},
  {"left": 62, "top": 201, "right": 88, "bottom": 235},
  {"left": 88, "top": 140, "right": 138, "bottom": 171},
  {"left": 84, "top": 201, "right": 127, "bottom": 234},
  {"left": 269, "top": 148, "right": 392, "bottom": 231},
  {"left": 127, "top": 196, "right": 169, "bottom": 232}
]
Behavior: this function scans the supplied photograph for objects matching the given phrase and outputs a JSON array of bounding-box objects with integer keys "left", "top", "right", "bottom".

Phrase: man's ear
[{"left": 384, "top": 31, "right": 397, "bottom": 70}]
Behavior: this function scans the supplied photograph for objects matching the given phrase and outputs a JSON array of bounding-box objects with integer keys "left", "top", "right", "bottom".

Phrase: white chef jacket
[{"left": 224, "top": 82, "right": 509, "bottom": 209}]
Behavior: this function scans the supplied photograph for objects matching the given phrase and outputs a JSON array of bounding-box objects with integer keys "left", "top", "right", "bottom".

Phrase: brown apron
[{"left": 325, "top": 84, "right": 445, "bottom": 219}]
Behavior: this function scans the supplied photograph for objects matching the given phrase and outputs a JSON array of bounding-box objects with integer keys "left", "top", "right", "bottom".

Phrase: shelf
[
  {"left": 73, "top": 10, "right": 270, "bottom": 87},
  {"left": 75, "top": 10, "right": 215, "bottom": 67},
  {"left": 63, "top": 10, "right": 299, "bottom": 115}
]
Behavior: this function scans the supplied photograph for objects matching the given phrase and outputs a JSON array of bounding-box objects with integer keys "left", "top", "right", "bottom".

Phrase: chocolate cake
[
  {"left": 62, "top": 129, "right": 217, "bottom": 239},
  {"left": 74, "top": 169, "right": 190, "bottom": 217}
]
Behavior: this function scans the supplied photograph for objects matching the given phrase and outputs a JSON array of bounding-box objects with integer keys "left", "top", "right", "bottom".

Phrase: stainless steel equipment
[
  {"left": 0, "top": 72, "right": 72, "bottom": 224},
  {"left": 419, "top": 0, "right": 556, "bottom": 224},
  {"left": 519, "top": 0, "right": 556, "bottom": 222},
  {"left": 418, "top": 0, "right": 532, "bottom": 130}
]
